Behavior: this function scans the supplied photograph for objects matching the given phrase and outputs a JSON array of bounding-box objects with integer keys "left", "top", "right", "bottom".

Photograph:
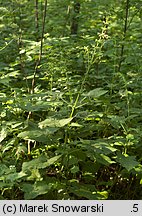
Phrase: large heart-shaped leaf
[
  {"left": 18, "top": 128, "right": 57, "bottom": 142},
  {"left": 22, "top": 155, "right": 61, "bottom": 171},
  {"left": 22, "top": 181, "right": 53, "bottom": 199},
  {"left": 116, "top": 152, "right": 139, "bottom": 171}
]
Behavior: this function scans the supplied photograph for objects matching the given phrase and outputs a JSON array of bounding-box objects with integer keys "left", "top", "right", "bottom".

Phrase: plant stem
[
  {"left": 31, "top": 0, "right": 48, "bottom": 94},
  {"left": 118, "top": 0, "right": 130, "bottom": 72},
  {"left": 35, "top": 0, "right": 40, "bottom": 41}
]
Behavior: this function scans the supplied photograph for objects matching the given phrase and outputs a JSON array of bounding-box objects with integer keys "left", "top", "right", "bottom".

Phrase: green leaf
[
  {"left": 5, "top": 71, "right": 20, "bottom": 78},
  {"left": 42, "top": 155, "right": 61, "bottom": 168},
  {"left": 0, "top": 164, "right": 27, "bottom": 183},
  {"left": 0, "top": 7, "right": 8, "bottom": 13},
  {"left": 69, "top": 187, "right": 97, "bottom": 199},
  {"left": 27, "top": 169, "right": 42, "bottom": 181},
  {"left": 22, "top": 181, "right": 53, "bottom": 199},
  {"left": 97, "top": 191, "right": 108, "bottom": 199},
  {"left": 22, "top": 155, "right": 47, "bottom": 171},
  {"left": 15, "top": 145, "right": 28, "bottom": 158},
  {"left": 0, "top": 127, "right": 8, "bottom": 142},
  {"left": 84, "top": 88, "right": 108, "bottom": 98},
  {"left": 39, "top": 117, "right": 73, "bottom": 128},
  {"left": 0, "top": 77, "right": 10, "bottom": 86},
  {"left": 17, "top": 128, "right": 57, "bottom": 142},
  {"left": 95, "top": 154, "right": 116, "bottom": 166},
  {"left": 70, "top": 165, "right": 79, "bottom": 174},
  {"left": 133, "top": 165, "right": 142, "bottom": 175},
  {"left": 116, "top": 152, "right": 139, "bottom": 171},
  {"left": 108, "top": 115, "right": 125, "bottom": 129},
  {"left": 68, "top": 155, "right": 78, "bottom": 166},
  {"left": 22, "top": 155, "right": 61, "bottom": 172},
  {"left": 92, "top": 141, "right": 117, "bottom": 154},
  {"left": 0, "top": 164, "right": 9, "bottom": 176},
  {"left": 70, "top": 122, "right": 83, "bottom": 127},
  {"left": 0, "top": 195, "right": 4, "bottom": 200},
  {"left": 69, "top": 184, "right": 108, "bottom": 200},
  {"left": 18, "top": 101, "right": 63, "bottom": 112},
  {"left": 2, "top": 171, "right": 27, "bottom": 182}
]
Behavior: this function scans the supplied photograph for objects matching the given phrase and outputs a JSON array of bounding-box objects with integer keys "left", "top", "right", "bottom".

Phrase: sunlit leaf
[
  {"left": 0, "top": 127, "right": 8, "bottom": 142},
  {"left": 95, "top": 154, "right": 116, "bottom": 166},
  {"left": 22, "top": 155, "right": 61, "bottom": 171},
  {"left": 70, "top": 122, "right": 83, "bottom": 127},
  {"left": 84, "top": 88, "right": 108, "bottom": 98},
  {"left": 39, "top": 117, "right": 73, "bottom": 128}
]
